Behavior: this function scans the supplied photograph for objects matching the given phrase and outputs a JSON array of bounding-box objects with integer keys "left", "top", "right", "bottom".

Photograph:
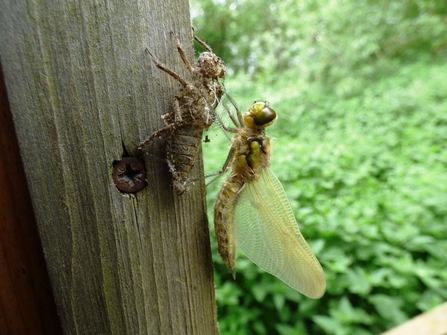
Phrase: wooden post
[{"left": 0, "top": 0, "right": 218, "bottom": 334}]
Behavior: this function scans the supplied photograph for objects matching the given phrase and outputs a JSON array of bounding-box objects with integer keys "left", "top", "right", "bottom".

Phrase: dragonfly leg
[
  {"left": 192, "top": 27, "right": 213, "bottom": 52},
  {"left": 224, "top": 90, "right": 244, "bottom": 126},
  {"left": 138, "top": 120, "right": 189, "bottom": 151},
  {"left": 145, "top": 48, "right": 190, "bottom": 88},
  {"left": 205, "top": 145, "right": 236, "bottom": 186},
  {"left": 221, "top": 99, "right": 240, "bottom": 130},
  {"left": 170, "top": 31, "right": 195, "bottom": 74},
  {"left": 173, "top": 98, "right": 182, "bottom": 123}
]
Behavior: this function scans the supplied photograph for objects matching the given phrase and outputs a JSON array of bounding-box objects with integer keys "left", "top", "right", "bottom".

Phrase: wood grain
[
  {"left": 0, "top": 62, "right": 62, "bottom": 335},
  {"left": 0, "top": 0, "right": 218, "bottom": 334}
]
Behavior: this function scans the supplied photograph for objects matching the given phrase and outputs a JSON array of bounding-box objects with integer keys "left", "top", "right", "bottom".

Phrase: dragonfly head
[
  {"left": 196, "top": 52, "right": 227, "bottom": 79},
  {"left": 244, "top": 101, "right": 277, "bottom": 130}
]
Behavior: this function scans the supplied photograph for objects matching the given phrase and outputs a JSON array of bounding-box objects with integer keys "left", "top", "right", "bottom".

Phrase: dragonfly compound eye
[
  {"left": 255, "top": 105, "right": 277, "bottom": 126},
  {"left": 244, "top": 101, "right": 277, "bottom": 128}
]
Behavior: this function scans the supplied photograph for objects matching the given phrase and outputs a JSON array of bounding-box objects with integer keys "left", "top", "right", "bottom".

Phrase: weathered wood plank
[
  {"left": 380, "top": 302, "right": 447, "bottom": 335},
  {"left": 0, "top": 63, "right": 62, "bottom": 335},
  {"left": 0, "top": 0, "right": 218, "bottom": 334}
]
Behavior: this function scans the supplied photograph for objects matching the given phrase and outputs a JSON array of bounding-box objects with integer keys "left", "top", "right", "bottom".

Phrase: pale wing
[{"left": 234, "top": 168, "right": 326, "bottom": 298}]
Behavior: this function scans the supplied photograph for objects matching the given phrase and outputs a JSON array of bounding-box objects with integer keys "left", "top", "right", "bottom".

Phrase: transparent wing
[{"left": 234, "top": 168, "right": 326, "bottom": 298}]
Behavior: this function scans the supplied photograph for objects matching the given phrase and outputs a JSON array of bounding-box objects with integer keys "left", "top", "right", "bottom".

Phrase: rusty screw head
[{"left": 112, "top": 157, "right": 146, "bottom": 193}]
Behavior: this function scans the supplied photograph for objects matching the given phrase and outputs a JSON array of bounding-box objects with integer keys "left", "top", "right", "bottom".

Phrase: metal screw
[{"left": 112, "top": 157, "right": 146, "bottom": 193}]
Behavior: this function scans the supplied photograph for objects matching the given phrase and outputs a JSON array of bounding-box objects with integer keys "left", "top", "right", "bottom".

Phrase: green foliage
[
  {"left": 195, "top": 0, "right": 447, "bottom": 334},
  {"left": 193, "top": 0, "right": 447, "bottom": 87}
]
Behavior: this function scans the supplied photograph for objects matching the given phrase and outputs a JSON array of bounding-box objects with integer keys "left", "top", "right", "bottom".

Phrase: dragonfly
[
  {"left": 139, "top": 30, "right": 226, "bottom": 195},
  {"left": 213, "top": 98, "right": 326, "bottom": 299}
]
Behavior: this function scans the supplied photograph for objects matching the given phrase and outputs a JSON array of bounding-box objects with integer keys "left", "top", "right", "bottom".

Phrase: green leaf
[
  {"left": 312, "top": 315, "right": 343, "bottom": 334},
  {"left": 368, "top": 294, "right": 408, "bottom": 325}
]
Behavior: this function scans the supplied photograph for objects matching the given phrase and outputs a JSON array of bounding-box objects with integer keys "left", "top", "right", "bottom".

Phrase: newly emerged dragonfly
[
  {"left": 213, "top": 99, "right": 326, "bottom": 299},
  {"left": 139, "top": 30, "right": 226, "bottom": 194}
]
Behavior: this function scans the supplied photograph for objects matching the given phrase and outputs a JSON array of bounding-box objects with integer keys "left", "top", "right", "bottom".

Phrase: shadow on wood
[{"left": 0, "top": 59, "right": 62, "bottom": 335}]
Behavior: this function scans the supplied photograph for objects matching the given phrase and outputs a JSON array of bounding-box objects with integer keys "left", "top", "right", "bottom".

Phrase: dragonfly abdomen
[
  {"left": 166, "top": 126, "right": 204, "bottom": 194},
  {"left": 214, "top": 123, "right": 273, "bottom": 273},
  {"left": 214, "top": 175, "right": 244, "bottom": 274}
]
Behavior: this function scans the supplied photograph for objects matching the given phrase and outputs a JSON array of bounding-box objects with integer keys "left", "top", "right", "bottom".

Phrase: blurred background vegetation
[{"left": 191, "top": 0, "right": 447, "bottom": 334}]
